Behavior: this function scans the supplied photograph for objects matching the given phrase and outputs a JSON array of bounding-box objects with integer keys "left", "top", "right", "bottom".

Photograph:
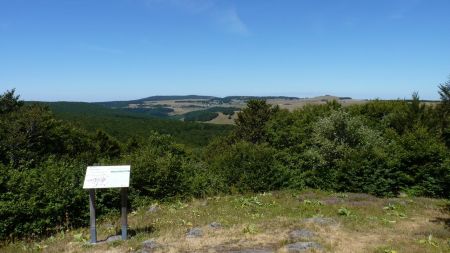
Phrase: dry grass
[{"left": 2, "top": 190, "right": 449, "bottom": 253}]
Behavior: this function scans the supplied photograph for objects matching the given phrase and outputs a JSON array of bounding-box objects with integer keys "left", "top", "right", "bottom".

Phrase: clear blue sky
[{"left": 1, "top": 0, "right": 449, "bottom": 101}]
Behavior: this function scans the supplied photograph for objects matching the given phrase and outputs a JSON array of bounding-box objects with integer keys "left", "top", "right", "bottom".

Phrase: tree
[
  {"left": 234, "top": 99, "right": 278, "bottom": 144},
  {"left": 437, "top": 78, "right": 450, "bottom": 146},
  {"left": 438, "top": 79, "right": 450, "bottom": 105},
  {"left": 0, "top": 89, "right": 23, "bottom": 114}
]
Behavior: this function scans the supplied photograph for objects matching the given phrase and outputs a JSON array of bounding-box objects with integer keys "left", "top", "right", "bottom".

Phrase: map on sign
[{"left": 83, "top": 165, "right": 130, "bottom": 189}]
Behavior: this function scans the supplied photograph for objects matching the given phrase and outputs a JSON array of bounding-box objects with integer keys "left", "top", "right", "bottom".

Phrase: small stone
[
  {"left": 303, "top": 217, "right": 336, "bottom": 225},
  {"left": 106, "top": 235, "right": 122, "bottom": 243},
  {"left": 209, "top": 222, "right": 222, "bottom": 229},
  {"left": 226, "top": 249, "right": 274, "bottom": 253},
  {"left": 147, "top": 205, "right": 160, "bottom": 213},
  {"left": 142, "top": 239, "right": 161, "bottom": 251},
  {"left": 289, "top": 229, "right": 314, "bottom": 240},
  {"left": 285, "top": 242, "right": 322, "bottom": 252},
  {"left": 186, "top": 227, "right": 203, "bottom": 238}
]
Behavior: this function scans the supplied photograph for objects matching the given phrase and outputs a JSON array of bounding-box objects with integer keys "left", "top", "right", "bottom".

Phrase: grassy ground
[{"left": 2, "top": 190, "right": 449, "bottom": 252}]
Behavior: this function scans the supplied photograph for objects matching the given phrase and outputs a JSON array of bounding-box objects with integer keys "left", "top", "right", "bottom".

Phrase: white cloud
[
  {"left": 215, "top": 7, "right": 249, "bottom": 35},
  {"left": 145, "top": 0, "right": 214, "bottom": 13},
  {"left": 388, "top": 0, "right": 421, "bottom": 20},
  {"left": 144, "top": 0, "right": 250, "bottom": 35}
]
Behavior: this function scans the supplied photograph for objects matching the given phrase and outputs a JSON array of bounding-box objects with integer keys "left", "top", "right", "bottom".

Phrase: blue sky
[{"left": 1, "top": 0, "right": 450, "bottom": 101}]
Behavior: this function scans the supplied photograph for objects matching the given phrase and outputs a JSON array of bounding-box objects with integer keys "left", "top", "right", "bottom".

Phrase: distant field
[{"left": 93, "top": 95, "right": 375, "bottom": 124}]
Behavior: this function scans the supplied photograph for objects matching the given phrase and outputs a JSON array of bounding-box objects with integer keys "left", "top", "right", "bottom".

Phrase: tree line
[{"left": 0, "top": 80, "right": 449, "bottom": 241}]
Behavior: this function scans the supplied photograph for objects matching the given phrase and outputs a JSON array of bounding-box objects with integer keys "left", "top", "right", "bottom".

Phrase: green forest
[
  {"left": 35, "top": 101, "right": 234, "bottom": 147},
  {"left": 0, "top": 81, "right": 449, "bottom": 242}
]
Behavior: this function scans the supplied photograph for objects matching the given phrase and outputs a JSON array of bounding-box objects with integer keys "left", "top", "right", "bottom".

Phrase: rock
[
  {"left": 346, "top": 193, "right": 376, "bottom": 201},
  {"left": 289, "top": 229, "right": 314, "bottom": 240},
  {"left": 285, "top": 242, "right": 322, "bottom": 252},
  {"left": 209, "top": 222, "right": 222, "bottom": 229},
  {"left": 106, "top": 235, "right": 122, "bottom": 243},
  {"left": 147, "top": 205, "right": 160, "bottom": 213},
  {"left": 186, "top": 227, "right": 203, "bottom": 238},
  {"left": 303, "top": 217, "right": 336, "bottom": 225},
  {"left": 321, "top": 197, "right": 344, "bottom": 205},
  {"left": 226, "top": 249, "right": 274, "bottom": 253},
  {"left": 141, "top": 239, "right": 161, "bottom": 253},
  {"left": 347, "top": 201, "right": 372, "bottom": 207}
]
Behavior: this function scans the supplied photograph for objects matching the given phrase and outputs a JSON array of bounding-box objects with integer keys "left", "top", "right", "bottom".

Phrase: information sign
[{"left": 83, "top": 165, "right": 130, "bottom": 189}]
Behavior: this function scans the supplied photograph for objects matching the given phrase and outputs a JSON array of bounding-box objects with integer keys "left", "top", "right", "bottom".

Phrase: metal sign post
[
  {"left": 89, "top": 189, "right": 97, "bottom": 244},
  {"left": 83, "top": 165, "right": 131, "bottom": 244},
  {"left": 121, "top": 188, "right": 128, "bottom": 240}
]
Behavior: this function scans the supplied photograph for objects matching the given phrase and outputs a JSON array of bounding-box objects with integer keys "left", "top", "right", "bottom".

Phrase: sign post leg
[
  {"left": 89, "top": 189, "right": 97, "bottom": 244},
  {"left": 121, "top": 188, "right": 128, "bottom": 240}
]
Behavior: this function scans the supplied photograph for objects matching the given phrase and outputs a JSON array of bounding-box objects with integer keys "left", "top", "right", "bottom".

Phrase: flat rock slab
[
  {"left": 289, "top": 229, "right": 314, "bottom": 240},
  {"left": 285, "top": 242, "right": 322, "bottom": 252},
  {"left": 147, "top": 205, "right": 160, "bottom": 213},
  {"left": 140, "top": 239, "right": 162, "bottom": 253},
  {"left": 303, "top": 217, "right": 337, "bottom": 225},
  {"left": 225, "top": 249, "right": 274, "bottom": 253},
  {"left": 106, "top": 235, "right": 122, "bottom": 243},
  {"left": 209, "top": 222, "right": 222, "bottom": 229},
  {"left": 186, "top": 227, "right": 203, "bottom": 238}
]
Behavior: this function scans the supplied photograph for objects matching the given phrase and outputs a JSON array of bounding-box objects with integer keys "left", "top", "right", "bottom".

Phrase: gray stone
[
  {"left": 209, "top": 222, "right": 222, "bottom": 229},
  {"left": 303, "top": 217, "right": 336, "bottom": 225},
  {"left": 142, "top": 239, "right": 161, "bottom": 252},
  {"left": 147, "top": 205, "right": 160, "bottom": 213},
  {"left": 226, "top": 249, "right": 274, "bottom": 253},
  {"left": 186, "top": 227, "right": 203, "bottom": 238},
  {"left": 289, "top": 229, "right": 314, "bottom": 240},
  {"left": 285, "top": 242, "right": 322, "bottom": 252},
  {"left": 106, "top": 235, "right": 122, "bottom": 243}
]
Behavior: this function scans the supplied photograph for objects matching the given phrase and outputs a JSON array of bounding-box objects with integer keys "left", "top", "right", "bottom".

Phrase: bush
[
  {"left": 0, "top": 159, "right": 88, "bottom": 239},
  {"left": 208, "top": 141, "right": 287, "bottom": 193}
]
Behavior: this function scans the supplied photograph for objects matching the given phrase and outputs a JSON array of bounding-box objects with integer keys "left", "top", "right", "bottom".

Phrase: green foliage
[
  {"left": 42, "top": 101, "right": 233, "bottom": 147},
  {"left": 0, "top": 89, "right": 23, "bottom": 114},
  {"left": 183, "top": 111, "right": 219, "bottom": 122},
  {"left": 0, "top": 159, "right": 88, "bottom": 239},
  {"left": 208, "top": 141, "right": 287, "bottom": 193},
  {"left": 1, "top": 85, "right": 450, "bottom": 242},
  {"left": 121, "top": 106, "right": 174, "bottom": 118},
  {"left": 183, "top": 107, "right": 239, "bottom": 122},
  {"left": 437, "top": 79, "right": 450, "bottom": 146},
  {"left": 234, "top": 100, "right": 278, "bottom": 144}
]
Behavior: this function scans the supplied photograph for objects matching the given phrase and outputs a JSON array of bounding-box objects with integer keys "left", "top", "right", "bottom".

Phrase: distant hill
[
  {"left": 79, "top": 94, "right": 373, "bottom": 124},
  {"left": 95, "top": 95, "right": 300, "bottom": 108},
  {"left": 95, "top": 95, "right": 218, "bottom": 108}
]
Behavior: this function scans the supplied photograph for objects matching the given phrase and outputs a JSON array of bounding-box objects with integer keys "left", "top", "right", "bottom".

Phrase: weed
[
  {"left": 338, "top": 207, "right": 351, "bottom": 217},
  {"left": 237, "top": 196, "right": 263, "bottom": 207},
  {"left": 303, "top": 199, "right": 324, "bottom": 206},
  {"left": 383, "top": 203, "right": 396, "bottom": 211},
  {"left": 335, "top": 193, "right": 349, "bottom": 199},
  {"left": 242, "top": 224, "right": 257, "bottom": 234},
  {"left": 418, "top": 234, "right": 438, "bottom": 247}
]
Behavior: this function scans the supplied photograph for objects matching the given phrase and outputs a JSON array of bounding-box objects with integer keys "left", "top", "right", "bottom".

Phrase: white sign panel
[{"left": 83, "top": 165, "right": 130, "bottom": 189}]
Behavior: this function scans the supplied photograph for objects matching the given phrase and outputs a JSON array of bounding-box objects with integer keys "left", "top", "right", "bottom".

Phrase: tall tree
[
  {"left": 234, "top": 99, "right": 278, "bottom": 144},
  {"left": 0, "top": 89, "right": 24, "bottom": 114},
  {"left": 437, "top": 78, "right": 450, "bottom": 146}
]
